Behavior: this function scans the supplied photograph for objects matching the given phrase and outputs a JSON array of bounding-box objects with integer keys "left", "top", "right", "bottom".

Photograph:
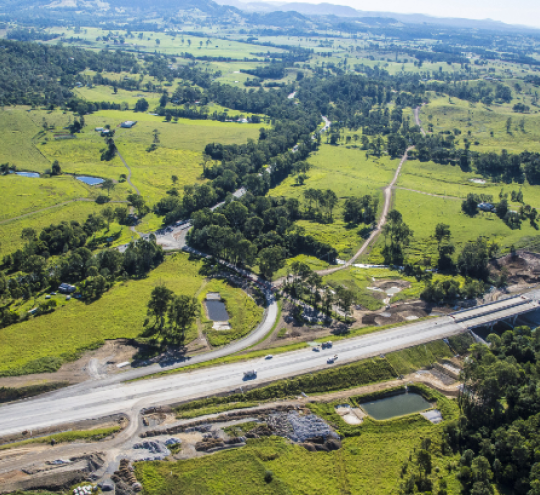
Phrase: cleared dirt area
[{"left": 0, "top": 340, "right": 139, "bottom": 389}]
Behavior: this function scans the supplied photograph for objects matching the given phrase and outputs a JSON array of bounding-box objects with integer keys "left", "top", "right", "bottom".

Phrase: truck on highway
[{"left": 327, "top": 355, "right": 338, "bottom": 364}]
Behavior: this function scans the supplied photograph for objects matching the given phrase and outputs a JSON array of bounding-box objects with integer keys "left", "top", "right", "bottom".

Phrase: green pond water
[{"left": 361, "top": 392, "right": 431, "bottom": 420}]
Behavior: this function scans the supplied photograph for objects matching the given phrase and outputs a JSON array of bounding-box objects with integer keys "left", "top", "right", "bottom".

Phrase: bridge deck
[{"left": 454, "top": 299, "right": 539, "bottom": 329}]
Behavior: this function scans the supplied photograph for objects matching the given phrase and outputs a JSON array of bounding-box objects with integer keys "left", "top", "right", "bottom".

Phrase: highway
[
  {"left": 3, "top": 290, "right": 539, "bottom": 438},
  {"left": 0, "top": 315, "right": 466, "bottom": 437}
]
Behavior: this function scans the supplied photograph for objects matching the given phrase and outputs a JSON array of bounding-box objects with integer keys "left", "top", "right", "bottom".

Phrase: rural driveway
[{"left": 116, "top": 149, "right": 140, "bottom": 196}]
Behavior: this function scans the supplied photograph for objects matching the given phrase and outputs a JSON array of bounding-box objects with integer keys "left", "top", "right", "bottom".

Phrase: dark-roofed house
[{"left": 58, "top": 283, "right": 76, "bottom": 294}]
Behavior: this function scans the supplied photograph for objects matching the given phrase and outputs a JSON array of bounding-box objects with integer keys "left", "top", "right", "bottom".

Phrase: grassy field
[
  {"left": 74, "top": 84, "right": 162, "bottom": 108},
  {"left": 375, "top": 185, "right": 540, "bottom": 265},
  {"left": 0, "top": 200, "right": 105, "bottom": 257},
  {"left": 136, "top": 413, "right": 459, "bottom": 495},
  {"left": 270, "top": 143, "right": 399, "bottom": 259},
  {"left": 0, "top": 253, "right": 206, "bottom": 376},
  {"left": 422, "top": 95, "right": 540, "bottom": 153},
  {"left": 0, "top": 107, "right": 52, "bottom": 172},
  {"left": 0, "top": 253, "right": 265, "bottom": 377},
  {"left": 0, "top": 426, "right": 120, "bottom": 451},
  {"left": 323, "top": 267, "right": 421, "bottom": 311},
  {"left": 45, "top": 27, "right": 284, "bottom": 59},
  {"left": 199, "top": 279, "right": 264, "bottom": 347},
  {"left": 0, "top": 175, "right": 101, "bottom": 221}
]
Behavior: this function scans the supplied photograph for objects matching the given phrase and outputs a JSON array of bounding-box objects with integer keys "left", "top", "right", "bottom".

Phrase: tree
[
  {"left": 115, "top": 207, "right": 128, "bottom": 225},
  {"left": 147, "top": 286, "right": 173, "bottom": 331},
  {"left": 171, "top": 175, "right": 178, "bottom": 185},
  {"left": 102, "top": 178, "right": 115, "bottom": 196},
  {"left": 127, "top": 194, "right": 148, "bottom": 217},
  {"left": 457, "top": 238, "right": 490, "bottom": 280},
  {"left": 21, "top": 228, "right": 37, "bottom": 242},
  {"left": 416, "top": 449, "right": 432, "bottom": 476},
  {"left": 435, "top": 223, "right": 451, "bottom": 249},
  {"left": 381, "top": 210, "right": 413, "bottom": 265},
  {"left": 135, "top": 98, "right": 149, "bottom": 112},
  {"left": 167, "top": 295, "right": 199, "bottom": 343},
  {"left": 51, "top": 160, "right": 61, "bottom": 176},
  {"left": 101, "top": 206, "right": 115, "bottom": 231},
  {"left": 258, "top": 246, "right": 285, "bottom": 280},
  {"left": 335, "top": 287, "right": 354, "bottom": 315},
  {"left": 323, "top": 189, "right": 338, "bottom": 221}
]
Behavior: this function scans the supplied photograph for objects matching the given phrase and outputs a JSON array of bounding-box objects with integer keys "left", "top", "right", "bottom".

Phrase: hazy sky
[{"left": 270, "top": 0, "right": 540, "bottom": 28}]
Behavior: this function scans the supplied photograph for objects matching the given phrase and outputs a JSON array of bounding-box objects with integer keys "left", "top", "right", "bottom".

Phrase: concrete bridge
[{"left": 450, "top": 292, "right": 540, "bottom": 331}]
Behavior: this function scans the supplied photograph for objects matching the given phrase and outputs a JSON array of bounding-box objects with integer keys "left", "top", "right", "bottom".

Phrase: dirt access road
[
  {"left": 314, "top": 104, "right": 426, "bottom": 277},
  {"left": 316, "top": 145, "right": 414, "bottom": 276}
]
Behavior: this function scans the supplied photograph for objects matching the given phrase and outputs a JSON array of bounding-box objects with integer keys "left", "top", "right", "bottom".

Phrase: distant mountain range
[
  {"left": 1, "top": 0, "right": 537, "bottom": 32},
  {"left": 213, "top": 0, "right": 538, "bottom": 31}
]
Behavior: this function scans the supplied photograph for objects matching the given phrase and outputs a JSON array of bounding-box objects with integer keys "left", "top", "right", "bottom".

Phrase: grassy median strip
[
  {"left": 0, "top": 426, "right": 121, "bottom": 451},
  {"left": 176, "top": 402, "right": 259, "bottom": 420}
]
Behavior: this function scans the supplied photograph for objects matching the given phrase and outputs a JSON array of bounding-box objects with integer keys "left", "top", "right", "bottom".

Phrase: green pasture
[
  {"left": 270, "top": 143, "right": 399, "bottom": 259},
  {"left": 74, "top": 85, "right": 162, "bottom": 107},
  {"left": 0, "top": 253, "right": 205, "bottom": 375},
  {"left": 45, "top": 27, "right": 283, "bottom": 59},
  {"left": 0, "top": 175, "right": 100, "bottom": 222},
  {"left": 0, "top": 200, "right": 105, "bottom": 257},
  {"left": 369, "top": 188, "right": 539, "bottom": 264},
  {"left": 0, "top": 253, "right": 264, "bottom": 376},
  {"left": 421, "top": 95, "right": 540, "bottom": 153},
  {"left": 0, "top": 107, "right": 51, "bottom": 172}
]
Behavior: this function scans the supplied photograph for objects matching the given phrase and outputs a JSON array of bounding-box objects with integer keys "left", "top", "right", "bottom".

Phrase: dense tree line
[
  {"left": 443, "top": 327, "right": 540, "bottom": 495},
  {"left": 0, "top": 39, "right": 137, "bottom": 106},
  {"left": 241, "top": 63, "right": 286, "bottom": 80},
  {"left": 187, "top": 192, "right": 338, "bottom": 278}
]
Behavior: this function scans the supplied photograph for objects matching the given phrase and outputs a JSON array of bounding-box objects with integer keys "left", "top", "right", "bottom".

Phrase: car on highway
[
  {"left": 327, "top": 355, "right": 338, "bottom": 364},
  {"left": 312, "top": 346, "right": 320, "bottom": 352},
  {"left": 243, "top": 370, "right": 257, "bottom": 380},
  {"left": 265, "top": 355, "right": 273, "bottom": 359}
]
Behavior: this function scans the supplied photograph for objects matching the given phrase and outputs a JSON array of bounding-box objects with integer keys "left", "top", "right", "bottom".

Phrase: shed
[{"left": 121, "top": 121, "right": 137, "bottom": 128}]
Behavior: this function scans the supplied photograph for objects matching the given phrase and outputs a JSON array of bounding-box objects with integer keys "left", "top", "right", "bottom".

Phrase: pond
[
  {"left": 15, "top": 172, "right": 40, "bottom": 178},
  {"left": 360, "top": 392, "right": 431, "bottom": 420},
  {"left": 76, "top": 176, "right": 104, "bottom": 185},
  {"left": 205, "top": 299, "right": 230, "bottom": 322}
]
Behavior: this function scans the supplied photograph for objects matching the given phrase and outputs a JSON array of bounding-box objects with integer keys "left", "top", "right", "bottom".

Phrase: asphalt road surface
[{"left": 0, "top": 315, "right": 466, "bottom": 437}]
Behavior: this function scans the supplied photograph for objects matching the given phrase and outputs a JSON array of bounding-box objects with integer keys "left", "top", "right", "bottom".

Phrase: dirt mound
[
  {"left": 372, "top": 280, "right": 411, "bottom": 290},
  {"left": 0, "top": 470, "right": 87, "bottom": 494},
  {"left": 490, "top": 251, "right": 540, "bottom": 284}
]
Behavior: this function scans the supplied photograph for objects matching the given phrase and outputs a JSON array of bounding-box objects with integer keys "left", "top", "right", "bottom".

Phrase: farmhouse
[
  {"left": 58, "top": 283, "right": 76, "bottom": 294},
  {"left": 478, "top": 202, "right": 495, "bottom": 212},
  {"left": 121, "top": 121, "right": 137, "bottom": 128}
]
